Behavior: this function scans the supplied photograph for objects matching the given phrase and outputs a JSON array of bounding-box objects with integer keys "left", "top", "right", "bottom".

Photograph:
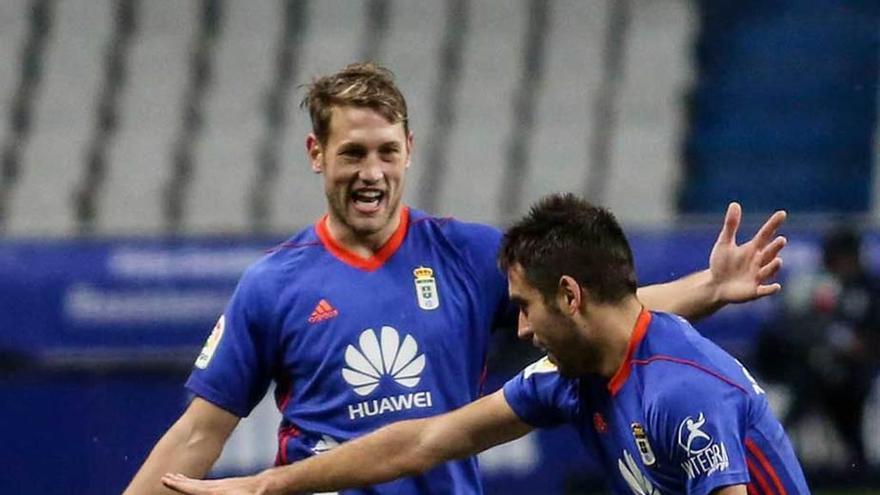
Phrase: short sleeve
[
  {"left": 444, "top": 221, "right": 516, "bottom": 329},
  {"left": 502, "top": 357, "right": 578, "bottom": 428},
  {"left": 185, "top": 262, "right": 279, "bottom": 418},
  {"left": 647, "top": 369, "right": 751, "bottom": 495}
]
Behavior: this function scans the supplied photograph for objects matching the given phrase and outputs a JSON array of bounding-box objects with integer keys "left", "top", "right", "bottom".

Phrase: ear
[
  {"left": 405, "top": 131, "right": 414, "bottom": 169},
  {"left": 306, "top": 133, "right": 323, "bottom": 174},
  {"left": 516, "top": 310, "right": 530, "bottom": 339},
  {"left": 557, "top": 275, "right": 583, "bottom": 315}
]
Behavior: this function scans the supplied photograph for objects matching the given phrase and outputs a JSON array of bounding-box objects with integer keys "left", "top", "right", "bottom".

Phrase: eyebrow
[
  {"left": 336, "top": 141, "right": 401, "bottom": 151},
  {"left": 337, "top": 142, "right": 366, "bottom": 150}
]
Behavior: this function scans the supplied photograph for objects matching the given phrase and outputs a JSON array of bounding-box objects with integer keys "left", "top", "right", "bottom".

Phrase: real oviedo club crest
[{"left": 413, "top": 266, "right": 440, "bottom": 310}]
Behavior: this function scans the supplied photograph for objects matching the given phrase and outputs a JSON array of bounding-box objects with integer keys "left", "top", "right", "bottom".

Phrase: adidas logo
[
  {"left": 342, "top": 326, "right": 425, "bottom": 396},
  {"left": 308, "top": 299, "right": 339, "bottom": 324}
]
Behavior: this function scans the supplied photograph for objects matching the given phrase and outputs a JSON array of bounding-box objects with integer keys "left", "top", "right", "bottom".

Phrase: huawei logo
[{"left": 342, "top": 326, "right": 426, "bottom": 396}]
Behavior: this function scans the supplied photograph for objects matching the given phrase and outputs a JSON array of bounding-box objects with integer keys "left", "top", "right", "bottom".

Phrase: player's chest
[
  {"left": 277, "top": 258, "right": 484, "bottom": 366},
  {"left": 578, "top": 389, "right": 669, "bottom": 494}
]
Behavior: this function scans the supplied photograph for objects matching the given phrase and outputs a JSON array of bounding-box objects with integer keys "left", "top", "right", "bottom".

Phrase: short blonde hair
[{"left": 301, "top": 62, "right": 409, "bottom": 145}]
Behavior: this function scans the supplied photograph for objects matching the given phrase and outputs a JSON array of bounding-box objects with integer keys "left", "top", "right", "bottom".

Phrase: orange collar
[
  {"left": 315, "top": 207, "right": 410, "bottom": 272},
  {"left": 607, "top": 308, "right": 652, "bottom": 395}
]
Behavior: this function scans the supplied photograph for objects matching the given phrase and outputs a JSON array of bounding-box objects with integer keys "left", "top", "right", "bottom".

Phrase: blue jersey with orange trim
[
  {"left": 503, "top": 310, "right": 809, "bottom": 495},
  {"left": 186, "top": 207, "right": 512, "bottom": 494}
]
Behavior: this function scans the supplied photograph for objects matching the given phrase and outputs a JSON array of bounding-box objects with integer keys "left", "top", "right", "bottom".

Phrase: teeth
[{"left": 353, "top": 190, "right": 383, "bottom": 201}]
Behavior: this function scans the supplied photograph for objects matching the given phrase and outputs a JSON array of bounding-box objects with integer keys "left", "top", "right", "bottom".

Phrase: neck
[
  {"left": 324, "top": 206, "right": 404, "bottom": 258},
  {"left": 580, "top": 296, "right": 644, "bottom": 379}
]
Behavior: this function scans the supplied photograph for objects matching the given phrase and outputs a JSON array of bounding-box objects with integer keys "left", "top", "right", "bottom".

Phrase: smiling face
[
  {"left": 508, "top": 264, "right": 594, "bottom": 378},
  {"left": 308, "top": 105, "right": 412, "bottom": 244}
]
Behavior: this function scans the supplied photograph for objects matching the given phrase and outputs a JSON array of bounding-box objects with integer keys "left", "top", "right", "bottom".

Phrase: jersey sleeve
[
  {"left": 647, "top": 368, "right": 751, "bottom": 495},
  {"left": 502, "top": 357, "right": 578, "bottom": 428},
  {"left": 445, "top": 221, "right": 516, "bottom": 329},
  {"left": 185, "top": 261, "right": 279, "bottom": 418}
]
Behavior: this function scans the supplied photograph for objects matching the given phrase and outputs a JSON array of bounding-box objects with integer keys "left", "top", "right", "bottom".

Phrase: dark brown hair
[{"left": 499, "top": 193, "right": 638, "bottom": 304}]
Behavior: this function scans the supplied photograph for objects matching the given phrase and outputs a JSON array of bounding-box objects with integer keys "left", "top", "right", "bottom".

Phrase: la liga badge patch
[{"left": 195, "top": 315, "right": 225, "bottom": 369}]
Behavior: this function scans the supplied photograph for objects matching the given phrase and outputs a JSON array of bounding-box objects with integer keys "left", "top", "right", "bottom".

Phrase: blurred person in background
[
  {"left": 759, "top": 226, "right": 880, "bottom": 472},
  {"left": 125, "top": 62, "right": 788, "bottom": 495}
]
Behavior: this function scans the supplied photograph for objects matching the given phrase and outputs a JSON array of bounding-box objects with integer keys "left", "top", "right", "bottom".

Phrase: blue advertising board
[{"left": 0, "top": 237, "right": 277, "bottom": 356}]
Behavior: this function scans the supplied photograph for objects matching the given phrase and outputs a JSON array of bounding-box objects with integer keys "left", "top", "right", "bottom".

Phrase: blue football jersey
[
  {"left": 187, "top": 207, "right": 512, "bottom": 494},
  {"left": 504, "top": 310, "right": 810, "bottom": 495}
]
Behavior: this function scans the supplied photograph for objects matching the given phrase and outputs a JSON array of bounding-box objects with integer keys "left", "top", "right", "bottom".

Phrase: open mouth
[{"left": 350, "top": 189, "right": 385, "bottom": 214}]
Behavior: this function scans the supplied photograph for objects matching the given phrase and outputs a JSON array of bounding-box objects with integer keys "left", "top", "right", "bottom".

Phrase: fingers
[
  {"left": 753, "top": 255, "right": 783, "bottom": 300},
  {"left": 755, "top": 282, "right": 782, "bottom": 297},
  {"left": 162, "top": 473, "right": 206, "bottom": 494},
  {"left": 717, "top": 202, "right": 742, "bottom": 245},
  {"left": 757, "top": 236, "right": 787, "bottom": 266},
  {"left": 752, "top": 210, "right": 787, "bottom": 248},
  {"left": 161, "top": 473, "right": 187, "bottom": 493},
  {"left": 757, "top": 257, "right": 783, "bottom": 281}
]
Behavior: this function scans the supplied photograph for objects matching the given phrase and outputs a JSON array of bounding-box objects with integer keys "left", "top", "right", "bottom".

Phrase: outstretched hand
[
  {"left": 162, "top": 473, "right": 273, "bottom": 495},
  {"left": 708, "top": 202, "right": 787, "bottom": 304}
]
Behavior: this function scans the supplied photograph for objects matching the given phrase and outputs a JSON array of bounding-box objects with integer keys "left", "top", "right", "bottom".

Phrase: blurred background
[{"left": 0, "top": 0, "right": 877, "bottom": 493}]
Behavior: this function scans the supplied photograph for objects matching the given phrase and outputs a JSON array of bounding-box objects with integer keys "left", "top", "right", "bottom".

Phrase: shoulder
[
  {"left": 256, "top": 227, "right": 323, "bottom": 275},
  {"left": 235, "top": 228, "right": 321, "bottom": 301},
  {"left": 638, "top": 313, "right": 751, "bottom": 402},
  {"left": 639, "top": 354, "right": 748, "bottom": 456},
  {"left": 443, "top": 218, "right": 503, "bottom": 248},
  {"left": 643, "top": 360, "right": 747, "bottom": 418},
  {"left": 644, "top": 311, "right": 695, "bottom": 338},
  {"left": 264, "top": 225, "right": 323, "bottom": 259},
  {"left": 635, "top": 316, "right": 752, "bottom": 423},
  {"left": 409, "top": 210, "right": 504, "bottom": 275},
  {"left": 409, "top": 209, "right": 501, "bottom": 244}
]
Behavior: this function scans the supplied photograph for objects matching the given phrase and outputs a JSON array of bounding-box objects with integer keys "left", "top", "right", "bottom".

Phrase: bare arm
[
  {"left": 124, "top": 397, "right": 239, "bottom": 495},
  {"left": 638, "top": 203, "right": 787, "bottom": 321},
  {"left": 713, "top": 484, "right": 747, "bottom": 494},
  {"left": 637, "top": 270, "right": 725, "bottom": 321},
  {"left": 162, "top": 390, "right": 532, "bottom": 495}
]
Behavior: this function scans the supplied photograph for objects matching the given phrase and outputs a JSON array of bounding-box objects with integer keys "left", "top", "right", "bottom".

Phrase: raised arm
[
  {"left": 124, "top": 398, "right": 239, "bottom": 495},
  {"left": 637, "top": 203, "right": 786, "bottom": 321},
  {"left": 162, "top": 390, "right": 532, "bottom": 495}
]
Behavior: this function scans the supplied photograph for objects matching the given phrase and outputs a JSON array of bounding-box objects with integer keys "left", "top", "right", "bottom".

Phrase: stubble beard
[
  {"left": 327, "top": 190, "right": 396, "bottom": 240},
  {"left": 555, "top": 316, "right": 596, "bottom": 378}
]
